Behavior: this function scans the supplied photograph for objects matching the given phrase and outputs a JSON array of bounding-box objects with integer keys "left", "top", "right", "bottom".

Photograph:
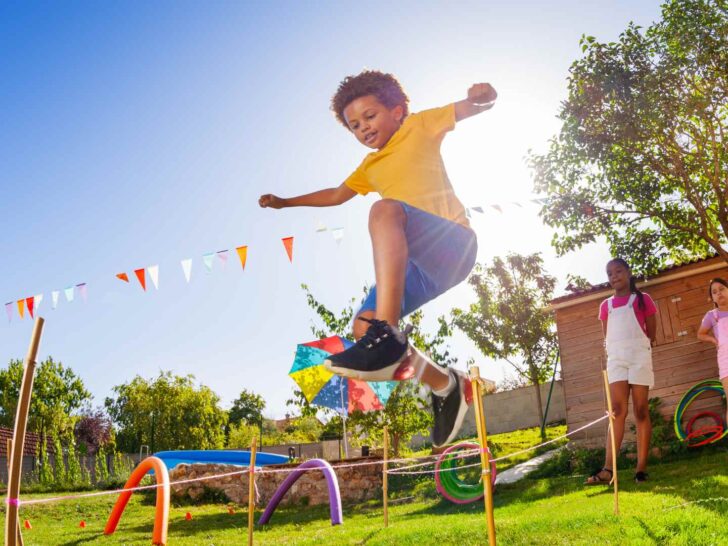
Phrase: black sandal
[
  {"left": 634, "top": 471, "right": 649, "bottom": 483},
  {"left": 585, "top": 467, "right": 613, "bottom": 485}
]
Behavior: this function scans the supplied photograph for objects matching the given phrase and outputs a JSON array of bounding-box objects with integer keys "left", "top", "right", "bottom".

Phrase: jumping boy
[{"left": 259, "top": 70, "right": 496, "bottom": 446}]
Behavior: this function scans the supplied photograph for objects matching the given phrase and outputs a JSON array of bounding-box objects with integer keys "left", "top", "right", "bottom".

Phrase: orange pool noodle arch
[{"left": 104, "top": 456, "right": 170, "bottom": 545}]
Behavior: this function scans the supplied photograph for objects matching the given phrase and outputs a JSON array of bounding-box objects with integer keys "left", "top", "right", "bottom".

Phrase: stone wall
[{"left": 170, "top": 458, "right": 382, "bottom": 506}]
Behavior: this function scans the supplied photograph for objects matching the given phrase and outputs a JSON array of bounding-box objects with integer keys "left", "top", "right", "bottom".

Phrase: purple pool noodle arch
[{"left": 258, "top": 458, "right": 343, "bottom": 526}]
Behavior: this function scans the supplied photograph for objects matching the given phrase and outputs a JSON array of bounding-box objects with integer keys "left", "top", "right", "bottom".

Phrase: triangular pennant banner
[
  {"left": 466, "top": 209, "right": 472, "bottom": 218},
  {"left": 64, "top": 287, "right": 74, "bottom": 303},
  {"left": 76, "top": 283, "right": 87, "bottom": 302},
  {"left": 281, "top": 236, "right": 294, "bottom": 263},
  {"left": 148, "top": 265, "right": 159, "bottom": 290},
  {"left": 26, "top": 296, "right": 35, "bottom": 319},
  {"left": 5, "top": 302, "right": 13, "bottom": 323},
  {"left": 216, "top": 250, "right": 229, "bottom": 269},
  {"left": 17, "top": 299, "right": 25, "bottom": 319},
  {"left": 181, "top": 259, "right": 192, "bottom": 283},
  {"left": 471, "top": 206, "right": 484, "bottom": 214},
  {"left": 116, "top": 272, "right": 130, "bottom": 283},
  {"left": 202, "top": 253, "right": 214, "bottom": 273},
  {"left": 491, "top": 204, "right": 503, "bottom": 213},
  {"left": 511, "top": 201, "right": 523, "bottom": 208},
  {"left": 332, "top": 228, "right": 344, "bottom": 244},
  {"left": 51, "top": 291, "right": 60, "bottom": 310},
  {"left": 134, "top": 269, "right": 146, "bottom": 291},
  {"left": 235, "top": 246, "right": 248, "bottom": 270},
  {"left": 34, "top": 294, "right": 43, "bottom": 313},
  {"left": 315, "top": 221, "right": 328, "bottom": 233}
]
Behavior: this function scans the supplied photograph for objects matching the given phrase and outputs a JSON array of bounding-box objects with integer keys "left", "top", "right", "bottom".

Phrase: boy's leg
[{"left": 325, "top": 200, "right": 413, "bottom": 381}]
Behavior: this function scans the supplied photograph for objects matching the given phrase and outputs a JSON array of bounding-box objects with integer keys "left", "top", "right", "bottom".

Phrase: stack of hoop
[
  {"left": 673, "top": 379, "right": 727, "bottom": 448},
  {"left": 434, "top": 442, "right": 497, "bottom": 504}
]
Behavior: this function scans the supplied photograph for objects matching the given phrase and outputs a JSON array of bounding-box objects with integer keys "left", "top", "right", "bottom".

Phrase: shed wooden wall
[{"left": 555, "top": 258, "right": 728, "bottom": 447}]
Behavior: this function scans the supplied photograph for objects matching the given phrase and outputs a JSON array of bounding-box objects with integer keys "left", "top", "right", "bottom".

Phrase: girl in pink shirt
[
  {"left": 696, "top": 277, "right": 728, "bottom": 428},
  {"left": 586, "top": 258, "right": 657, "bottom": 486}
]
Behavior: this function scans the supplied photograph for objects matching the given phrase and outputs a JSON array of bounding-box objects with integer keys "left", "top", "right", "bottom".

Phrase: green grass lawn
[{"left": 5, "top": 447, "right": 726, "bottom": 545}]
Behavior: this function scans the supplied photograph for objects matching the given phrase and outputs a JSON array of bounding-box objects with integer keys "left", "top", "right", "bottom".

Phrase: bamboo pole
[
  {"left": 602, "top": 370, "right": 620, "bottom": 515},
  {"left": 469, "top": 366, "right": 496, "bottom": 546},
  {"left": 382, "top": 426, "right": 389, "bottom": 528},
  {"left": 5, "top": 318, "right": 44, "bottom": 546},
  {"left": 248, "top": 436, "right": 257, "bottom": 546}
]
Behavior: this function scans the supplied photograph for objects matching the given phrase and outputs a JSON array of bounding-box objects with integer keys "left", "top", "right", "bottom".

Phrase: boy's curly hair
[{"left": 331, "top": 70, "right": 409, "bottom": 127}]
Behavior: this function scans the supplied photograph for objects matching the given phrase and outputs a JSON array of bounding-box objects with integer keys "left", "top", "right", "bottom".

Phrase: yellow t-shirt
[{"left": 343, "top": 104, "right": 469, "bottom": 227}]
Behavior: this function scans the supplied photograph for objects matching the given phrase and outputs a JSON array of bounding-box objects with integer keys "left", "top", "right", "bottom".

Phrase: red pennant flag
[
  {"left": 236, "top": 246, "right": 248, "bottom": 270},
  {"left": 134, "top": 268, "right": 147, "bottom": 291},
  {"left": 116, "top": 272, "right": 130, "bottom": 283},
  {"left": 282, "top": 236, "right": 294, "bottom": 263},
  {"left": 26, "top": 296, "right": 35, "bottom": 319}
]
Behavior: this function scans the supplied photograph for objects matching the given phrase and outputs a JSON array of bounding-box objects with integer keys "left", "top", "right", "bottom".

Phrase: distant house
[
  {"left": 550, "top": 256, "right": 727, "bottom": 447},
  {"left": 0, "top": 426, "right": 54, "bottom": 483}
]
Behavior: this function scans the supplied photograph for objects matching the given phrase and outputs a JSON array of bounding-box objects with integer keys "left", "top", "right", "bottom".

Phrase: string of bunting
[
  {"left": 3, "top": 197, "right": 547, "bottom": 324},
  {"left": 3, "top": 238, "right": 294, "bottom": 324}
]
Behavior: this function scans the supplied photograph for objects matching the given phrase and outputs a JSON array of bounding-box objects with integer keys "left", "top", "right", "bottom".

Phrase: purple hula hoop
[{"left": 258, "top": 458, "right": 343, "bottom": 526}]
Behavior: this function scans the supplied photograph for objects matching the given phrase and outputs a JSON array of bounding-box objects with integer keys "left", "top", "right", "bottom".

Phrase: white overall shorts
[
  {"left": 711, "top": 309, "right": 728, "bottom": 380},
  {"left": 605, "top": 294, "right": 654, "bottom": 386}
]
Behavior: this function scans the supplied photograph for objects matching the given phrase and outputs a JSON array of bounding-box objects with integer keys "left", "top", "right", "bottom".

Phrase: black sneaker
[
  {"left": 432, "top": 370, "right": 470, "bottom": 448},
  {"left": 323, "top": 317, "right": 411, "bottom": 381}
]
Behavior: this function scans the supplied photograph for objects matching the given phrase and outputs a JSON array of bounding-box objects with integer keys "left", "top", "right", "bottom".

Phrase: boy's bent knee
[{"left": 369, "top": 199, "right": 405, "bottom": 225}]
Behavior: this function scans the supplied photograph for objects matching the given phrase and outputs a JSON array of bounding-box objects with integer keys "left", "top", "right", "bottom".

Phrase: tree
[
  {"left": 530, "top": 0, "right": 728, "bottom": 275},
  {"left": 228, "top": 389, "right": 265, "bottom": 438},
  {"left": 452, "top": 253, "right": 558, "bottom": 437},
  {"left": 74, "top": 407, "right": 114, "bottom": 456},
  {"left": 105, "top": 371, "right": 227, "bottom": 453},
  {"left": 0, "top": 357, "right": 91, "bottom": 444}
]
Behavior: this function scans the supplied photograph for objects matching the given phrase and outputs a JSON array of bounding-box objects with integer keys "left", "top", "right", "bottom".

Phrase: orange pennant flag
[
  {"left": 134, "top": 268, "right": 147, "bottom": 291},
  {"left": 17, "top": 299, "right": 25, "bottom": 319},
  {"left": 282, "top": 236, "right": 294, "bottom": 263},
  {"left": 26, "top": 296, "right": 35, "bottom": 319},
  {"left": 236, "top": 246, "right": 248, "bottom": 270},
  {"left": 116, "top": 272, "right": 130, "bottom": 283}
]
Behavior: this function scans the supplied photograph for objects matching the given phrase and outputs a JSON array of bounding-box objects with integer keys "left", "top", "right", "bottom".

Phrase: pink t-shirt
[
  {"left": 701, "top": 310, "right": 728, "bottom": 340},
  {"left": 598, "top": 293, "right": 658, "bottom": 336}
]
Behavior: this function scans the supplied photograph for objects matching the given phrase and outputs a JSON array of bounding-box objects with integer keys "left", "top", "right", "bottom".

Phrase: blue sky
[{"left": 1, "top": 1, "right": 663, "bottom": 418}]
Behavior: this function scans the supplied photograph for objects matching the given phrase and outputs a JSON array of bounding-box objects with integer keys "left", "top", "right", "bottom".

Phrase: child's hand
[
  {"left": 259, "top": 194, "right": 285, "bottom": 209},
  {"left": 467, "top": 83, "right": 497, "bottom": 106}
]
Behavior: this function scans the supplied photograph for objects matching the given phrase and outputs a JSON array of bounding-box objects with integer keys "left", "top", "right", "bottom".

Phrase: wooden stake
[
  {"left": 383, "top": 426, "right": 389, "bottom": 528},
  {"left": 248, "top": 436, "right": 257, "bottom": 546},
  {"left": 470, "top": 366, "right": 496, "bottom": 546},
  {"left": 602, "top": 369, "right": 620, "bottom": 516},
  {"left": 5, "top": 318, "right": 44, "bottom": 546},
  {"left": 6, "top": 440, "right": 24, "bottom": 546}
]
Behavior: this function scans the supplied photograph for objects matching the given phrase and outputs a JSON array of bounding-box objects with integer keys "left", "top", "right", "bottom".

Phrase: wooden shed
[{"left": 550, "top": 256, "right": 728, "bottom": 447}]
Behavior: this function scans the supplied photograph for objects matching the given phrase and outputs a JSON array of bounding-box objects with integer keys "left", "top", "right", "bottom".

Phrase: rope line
[{"left": 13, "top": 412, "right": 609, "bottom": 506}]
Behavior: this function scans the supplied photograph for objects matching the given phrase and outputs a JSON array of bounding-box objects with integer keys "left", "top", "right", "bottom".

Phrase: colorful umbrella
[{"left": 289, "top": 335, "right": 397, "bottom": 414}]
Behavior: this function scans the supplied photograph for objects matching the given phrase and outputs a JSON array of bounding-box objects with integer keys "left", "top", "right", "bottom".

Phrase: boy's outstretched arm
[
  {"left": 259, "top": 182, "right": 356, "bottom": 209},
  {"left": 454, "top": 83, "right": 497, "bottom": 122}
]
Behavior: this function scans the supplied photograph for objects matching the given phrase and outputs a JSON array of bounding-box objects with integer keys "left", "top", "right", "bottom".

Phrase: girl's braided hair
[{"left": 609, "top": 258, "right": 646, "bottom": 310}]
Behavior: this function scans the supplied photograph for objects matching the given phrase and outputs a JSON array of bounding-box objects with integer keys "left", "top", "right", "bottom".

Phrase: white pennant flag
[
  {"left": 315, "top": 220, "right": 328, "bottom": 232},
  {"left": 148, "top": 265, "right": 159, "bottom": 290},
  {"left": 332, "top": 227, "right": 344, "bottom": 244},
  {"left": 34, "top": 294, "right": 43, "bottom": 313},
  {"left": 52, "top": 290, "right": 60, "bottom": 310},
  {"left": 64, "top": 286, "right": 74, "bottom": 303},
  {"left": 181, "top": 259, "right": 192, "bottom": 283}
]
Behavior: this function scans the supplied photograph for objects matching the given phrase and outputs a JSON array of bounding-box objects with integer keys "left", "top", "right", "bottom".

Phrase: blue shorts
[{"left": 358, "top": 202, "right": 478, "bottom": 318}]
